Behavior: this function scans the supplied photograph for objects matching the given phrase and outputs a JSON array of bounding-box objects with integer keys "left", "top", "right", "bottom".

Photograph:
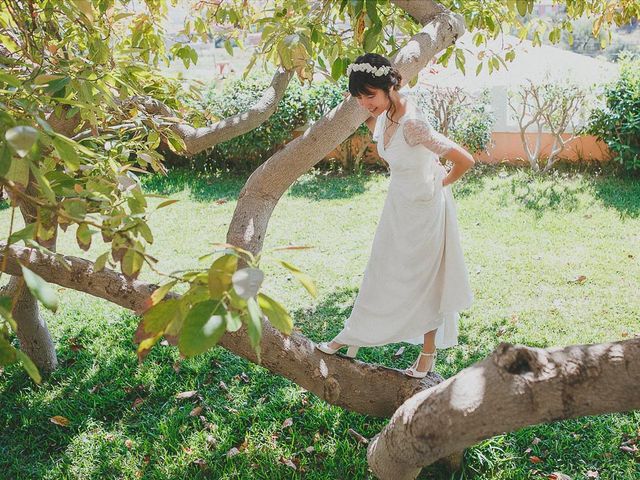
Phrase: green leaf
[
  {"left": 94, "top": 251, "right": 110, "bottom": 272},
  {"left": 150, "top": 280, "right": 177, "bottom": 306},
  {"left": 137, "top": 221, "right": 154, "bottom": 244},
  {"left": 17, "top": 350, "right": 41, "bottom": 384},
  {"left": 257, "top": 293, "right": 293, "bottom": 335},
  {"left": 0, "top": 71, "right": 21, "bottom": 88},
  {"left": 4, "top": 155, "right": 30, "bottom": 186},
  {"left": 76, "top": 223, "right": 92, "bottom": 251},
  {"left": 121, "top": 247, "right": 144, "bottom": 279},
  {"left": 0, "top": 335, "right": 17, "bottom": 366},
  {"left": 0, "top": 297, "right": 17, "bottom": 332},
  {"left": 0, "top": 142, "right": 12, "bottom": 177},
  {"left": 178, "top": 300, "right": 226, "bottom": 357},
  {"left": 156, "top": 199, "right": 179, "bottom": 210},
  {"left": 208, "top": 254, "right": 238, "bottom": 298},
  {"left": 516, "top": 0, "right": 528, "bottom": 17},
  {"left": 276, "top": 260, "right": 318, "bottom": 298},
  {"left": 246, "top": 296, "right": 262, "bottom": 354},
  {"left": 20, "top": 264, "right": 58, "bottom": 312},
  {"left": 141, "top": 298, "right": 182, "bottom": 335},
  {"left": 5, "top": 126, "right": 38, "bottom": 158},
  {"left": 231, "top": 267, "right": 263, "bottom": 299},
  {"left": 7, "top": 224, "right": 36, "bottom": 246},
  {"left": 52, "top": 136, "right": 80, "bottom": 171},
  {"left": 224, "top": 39, "right": 234, "bottom": 56},
  {"left": 29, "top": 164, "right": 56, "bottom": 203},
  {"left": 225, "top": 310, "right": 242, "bottom": 332},
  {"left": 365, "top": 0, "right": 380, "bottom": 23}
]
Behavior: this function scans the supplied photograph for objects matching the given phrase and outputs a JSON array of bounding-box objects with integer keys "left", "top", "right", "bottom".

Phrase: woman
[{"left": 316, "top": 53, "right": 475, "bottom": 378}]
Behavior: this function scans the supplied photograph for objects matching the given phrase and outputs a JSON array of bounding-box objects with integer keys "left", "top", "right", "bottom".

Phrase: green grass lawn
[{"left": 1, "top": 165, "right": 639, "bottom": 479}]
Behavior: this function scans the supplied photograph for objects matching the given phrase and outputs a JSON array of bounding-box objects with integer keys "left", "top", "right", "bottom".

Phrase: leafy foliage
[{"left": 587, "top": 54, "right": 640, "bottom": 174}]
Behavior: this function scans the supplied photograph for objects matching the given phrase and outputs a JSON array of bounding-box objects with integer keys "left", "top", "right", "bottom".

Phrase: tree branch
[
  {"left": 367, "top": 340, "right": 640, "bottom": 479},
  {"left": 133, "top": 67, "right": 294, "bottom": 155},
  {"left": 0, "top": 242, "right": 441, "bottom": 417}
]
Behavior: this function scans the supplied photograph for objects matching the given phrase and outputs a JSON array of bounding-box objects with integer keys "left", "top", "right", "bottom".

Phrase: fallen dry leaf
[
  {"left": 189, "top": 406, "right": 203, "bottom": 417},
  {"left": 131, "top": 397, "right": 144, "bottom": 409},
  {"left": 193, "top": 458, "right": 207, "bottom": 469},
  {"left": 226, "top": 447, "right": 240, "bottom": 458},
  {"left": 531, "top": 437, "right": 541, "bottom": 445},
  {"left": 125, "top": 439, "right": 133, "bottom": 449},
  {"left": 279, "top": 457, "right": 297, "bottom": 470},
  {"left": 282, "top": 418, "right": 293, "bottom": 429},
  {"left": 548, "top": 473, "right": 571, "bottom": 480},
  {"left": 175, "top": 390, "right": 197, "bottom": 400},
  {"left": 305, "top": 446, "right": 315, "bottom": 453},
  {"left": 348, "top": 428, "right": 369, "bottom": 445},
  {"left": 569, "top": 275, "right": 587, "bottom": 284},
  {"left": 586, "top": 470, "right": 599, "bottom": 479},
  {"left": 218, "top": 381, "right": 228, "bottom": 391},
  {"left": 50, "top": 416, "right": 70, "bottom": 427},
  {"left": 529, "top": 455, "right": 542, "bottom": 464}
]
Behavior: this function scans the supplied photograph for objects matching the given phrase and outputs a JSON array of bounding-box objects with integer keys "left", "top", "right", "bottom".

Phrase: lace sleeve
[{"left": 403, "top": 119, "right": 457, "bottom": 156}]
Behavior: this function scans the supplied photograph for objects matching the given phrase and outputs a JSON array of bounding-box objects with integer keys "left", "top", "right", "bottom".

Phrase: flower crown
[{"left": 346, "top": 62, "right": 392, "bottom": 77}]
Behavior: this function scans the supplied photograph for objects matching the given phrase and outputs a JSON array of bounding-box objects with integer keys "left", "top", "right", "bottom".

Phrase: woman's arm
[
  {"left": 403, "top": 119, "right": 475, "bottom": 186},
  {"left": 441, "top": 145, "right": 475, "bottom": 186},
  {"left": 364, "top": 115, "right": 376, "bottom": 133}
]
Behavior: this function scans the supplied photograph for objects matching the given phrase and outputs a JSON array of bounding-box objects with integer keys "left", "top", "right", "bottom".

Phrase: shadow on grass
[
  {"left": 142, "top": 167, "right": 384, "bottom": 204},
  {"left": 590, "top": 175, "right": 640, "bottom": 219},
  {"left": 0, "top": 310, "right": 386, "bottom": 479},
  {"left": 141, "top": 169, "right": 246, "bottom": 203},
  {"left": 287, "top": 169, "right": 384, "bottom": 201},
  {"left": 504, "top": 173, "right": 585, "bottom": 216}
]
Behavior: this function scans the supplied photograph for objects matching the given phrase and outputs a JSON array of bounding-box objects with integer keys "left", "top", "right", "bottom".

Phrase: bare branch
[
  {"left": 133, "top": 67, "right": 294, "bottom": 155},
  {"left": 367, "top": 340, "right": 640, "bottom": 479},
  {"left": 0, "top": 242, "right": 441, "bottom": 417}
]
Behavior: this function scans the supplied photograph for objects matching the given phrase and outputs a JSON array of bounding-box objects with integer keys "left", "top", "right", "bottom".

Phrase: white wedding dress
[{"left": 333, "top": 101, "right": 473, "bottom": 348}]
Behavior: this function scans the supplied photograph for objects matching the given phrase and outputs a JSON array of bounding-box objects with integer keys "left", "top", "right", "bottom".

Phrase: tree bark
[
  {"left": 3, "top": 178, "right": 59, "bottom": 373},
  {"left": 0, "top": 242, "right": 440, "bottom": 416},
  {"left": 131, "top": 67, "right": 294, "bottom": 155},
  {"left": 226, "top": 1, "right": 465, "bottom": 256},
  {"left": 367, "top": 340, "right": 640, "bottom": 479},
  {"left": 7, "top": 276, "right": 58, "bottom": 372}
]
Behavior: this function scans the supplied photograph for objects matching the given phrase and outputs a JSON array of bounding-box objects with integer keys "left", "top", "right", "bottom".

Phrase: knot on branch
[{"left": 494, "top": 343, "right": 547, "bottom": 377}]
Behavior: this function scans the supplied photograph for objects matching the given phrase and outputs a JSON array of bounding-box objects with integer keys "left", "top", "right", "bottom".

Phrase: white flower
[{"left": 346, "top": 62, "right": 391, "bottom": 77}]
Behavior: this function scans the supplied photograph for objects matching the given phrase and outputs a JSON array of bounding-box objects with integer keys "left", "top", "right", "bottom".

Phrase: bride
[{"left": 316, "top": 53, "right": 475, "bottom": 378}]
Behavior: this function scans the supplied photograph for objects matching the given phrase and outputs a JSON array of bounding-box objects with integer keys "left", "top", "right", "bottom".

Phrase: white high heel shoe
[
  {"left": 316, "top": 342, "right": 360, "bottom": 358},
  {"left": 404, "top": 351, "right": 436, "bottom": 378}
]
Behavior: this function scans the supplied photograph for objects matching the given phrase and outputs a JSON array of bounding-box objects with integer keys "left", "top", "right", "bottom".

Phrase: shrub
[
  {"left": 587, "top": 54, "right": 640, "bottom": 174},
  {"left": 196, "top": 76, "right": 307, "bottom": 172}
]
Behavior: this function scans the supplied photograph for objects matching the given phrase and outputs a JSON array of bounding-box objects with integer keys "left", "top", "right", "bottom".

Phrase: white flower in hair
[{"left": 347, "top": 62, "right": 392, "bottom": 77}]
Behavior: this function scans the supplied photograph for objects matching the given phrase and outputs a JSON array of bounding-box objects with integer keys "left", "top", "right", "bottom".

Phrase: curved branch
[
  {"left": 134, "top": 67, "right": 294, "bottom": 155},
  {"left": 226, "top": 2, "right": 465, "bottom": 255},
  {"left": 0, "top": 242, "right": 440, "bottom": 417},
  {"left": 367, "top": 340, "right": 640, "bottom": 479}
]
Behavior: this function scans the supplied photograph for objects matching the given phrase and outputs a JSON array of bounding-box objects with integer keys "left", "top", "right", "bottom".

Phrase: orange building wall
[{"left": 307, "top": 132, "right": 613, "bottom": 167}]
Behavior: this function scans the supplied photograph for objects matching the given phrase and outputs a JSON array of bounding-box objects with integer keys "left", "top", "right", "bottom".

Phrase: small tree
[{"left": 508, "top": 78, "right": 588, "bottom": 172}]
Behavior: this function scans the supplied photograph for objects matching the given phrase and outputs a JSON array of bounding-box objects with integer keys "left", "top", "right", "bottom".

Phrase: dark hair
[{"left": 348, "top": 53, "right": 403, "bottom": 124}]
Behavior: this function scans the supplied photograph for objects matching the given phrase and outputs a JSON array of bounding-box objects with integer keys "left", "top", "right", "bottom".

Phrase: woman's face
[{"left": 354, "top": 87, "right": 390, "bottom": 117}]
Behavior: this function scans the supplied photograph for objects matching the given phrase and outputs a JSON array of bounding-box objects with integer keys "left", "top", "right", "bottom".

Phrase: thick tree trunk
[
  {"left": 7, "top": 277, "right": 58, "bottom": 372},
  {"left": 4, "top": 178, "right": 59, "bottom": 373},
  {"left": 0, "top": 243, "right": 440, "bottom": 416},
  {"left": 367, "top": 340, "right": 640, "bottom": 479},
  {"left": 226, "top": 1, "right": 465, "bottom": 256}
]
